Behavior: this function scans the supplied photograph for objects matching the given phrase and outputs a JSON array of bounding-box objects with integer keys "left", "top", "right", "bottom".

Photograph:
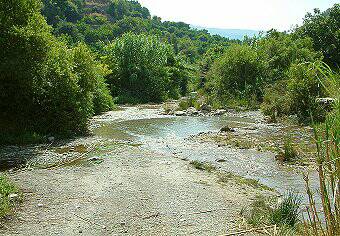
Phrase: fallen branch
[
  {"left": 188, "top": 208, "right": 228, "bottom": 215},
  {"left": 225, "top": 225, "right": 276, "bottom": 236}
]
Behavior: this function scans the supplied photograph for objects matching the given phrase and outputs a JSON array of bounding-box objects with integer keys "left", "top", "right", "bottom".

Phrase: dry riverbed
[{"left": 0, "top": 105, "right": 277, "bottom": 235}]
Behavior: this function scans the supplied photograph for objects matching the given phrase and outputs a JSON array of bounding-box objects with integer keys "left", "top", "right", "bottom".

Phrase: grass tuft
[
  {"left": 190, "top": 160, "right": 216, "bottom": 172},
  {"left": 0, "top": 176, "right": 20, "bottom": 218},
  {"left": 219, "top": 172, "right": 273, "bottom": 191},
  {"left": 242, "top": 192, "right": 301, "bottom": 230},
  {"left": 270, "top": 191, "right": 302, "bottom": 227}
]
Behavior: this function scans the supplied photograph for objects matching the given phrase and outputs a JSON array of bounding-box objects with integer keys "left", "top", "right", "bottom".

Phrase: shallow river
[{"left": 93, "top": 106, "right": 319, "bottom": 203}]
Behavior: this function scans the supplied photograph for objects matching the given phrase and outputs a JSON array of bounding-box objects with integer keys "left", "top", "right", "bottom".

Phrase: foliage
[
  {"left": 262, "top": 61, "right": 330, "bottom": 123},
  {"left": 256, "top": 30, "right": 322, "bottom": 82},
  {"left": 43, "top": 0, "right": 234, "bottom": 60},
  {"left": 243, "top": 192, "right": 301, "bottom": 230},
  {"left": 286, "top": 63, "right": 327, "bottom": 123},
  {"left": 104, "top": 33, "right": 188, "bottom": 103},
  {"left": 42, "top": 0, "right": 85, "bottom": 25},
  {"left": 0, "top": 0, "right": 114, "bottom": 144},
  {"left": 107, "top": 0, "right": 150, "bottom": 21},
  {"left": 261, "top": 81, "right": 292, "bottom": 122},
  {"left": 281, "top": 137, "right": 298, "bottom": 162},
  {"left": 198, "top": 45, "right": 226, "bottom": 89},
  {"left": 0, "top": 176, "right": 20, "bottom": 218},
  {"left": 270, "top": 192, "right": 301, "bottom": 227},
  {"left": 93, "top": 76, "right": 116, "bottom": 114},
  {"left": 205, "top": 44, "right": 268, "bottom": 108},
  {"left": 295, "top": 4, "right": 340, "bottom": 68},
  {"left": 303, "top": 65, "right": 340, "bottom": 236}
]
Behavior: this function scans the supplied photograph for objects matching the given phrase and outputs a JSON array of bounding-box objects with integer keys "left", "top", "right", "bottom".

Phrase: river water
[{"left": 93, "top": 106, "right": 319, "bottom": 204}]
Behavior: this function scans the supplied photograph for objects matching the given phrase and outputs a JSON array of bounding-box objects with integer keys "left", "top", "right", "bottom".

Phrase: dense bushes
[
  {"left": 205, "top": 44, "right": 268, "bottom": 108},
  {"left": 42, "top": 0, "right": 85, "bottom": 25},
  {"left": 286, "top": 63, "right": 327, "bottom": 122},
  {"left": 202, "top": 27, "right": 336, "bottom": 123},
  {"left": 0, "top": 0, "right": 113, "bottom": 144},
  {"left": 262, "top": 62, "right": 330, "bottom": 123},
  {"left": 256, "top": 30, "right": 322, "bottom": 82},
  {"left": 104, "top": 33, "right": 189, "bottom": 103},
  {"left": 295, "top": 4, "right": 340, "bottom": 68}
]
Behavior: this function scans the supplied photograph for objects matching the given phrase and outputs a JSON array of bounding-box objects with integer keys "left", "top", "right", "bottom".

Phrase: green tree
[
  {"left": 107, "top": 0, "right": 150, "bottom": 21},
  {"left": 256, "top": 30, "right": 322, "bottom": 82},
  {"left": 42, "top": 0, "right": 84, "bottom": 25},
  {"left": 0, "top": 0, "right": 113, "bottom": 143},
  {"left": 206, "top": 44, "right": 268, "bottom": 107},
  {"left": 295, "top": 4, "right": 340, "bottom": 67},
  {"left": 104, "top": 33, "right": 173, "bottom": 103},
  {"left": 286, "top": 63, "right": 327, "bottom": 122},
  {"left": 0, "top": 0, "right": 53, "bottom": 136}
]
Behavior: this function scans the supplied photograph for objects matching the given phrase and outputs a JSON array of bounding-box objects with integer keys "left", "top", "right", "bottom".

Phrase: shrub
[
  {"left": 93, "top": 77, "right": 115, "bottom": 114},
  {"left": 243, "top": 192, "right": 301, "bottom": 229},
  {"left": 261, "top": 81, "right": 292, "bottom": 122},
  {"left": 303, "top": 64, "right": 340, "bottom": 236},
  {"left": 270, "top": 191, "right": 301, "bottom": 227},
  {"left": 287, "top": 63, "right": 327, "bottom": 123},
  {"left": 104, "top": 33, "right": 173, "bottom": 103},
  {"left": 256, "top": 30, "right": 322, "bottom": 82},
  {"left": 262, "top": 62, "right": 330, "bottom": 123},
  {"left": 205, "top": 44, "right": 268, "bottom": 107},
  {"left": 276, "top": 136, "right": 299, "bottom": 163}
]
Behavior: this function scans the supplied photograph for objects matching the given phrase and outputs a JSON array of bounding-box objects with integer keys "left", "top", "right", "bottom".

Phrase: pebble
[{"left": 9, "top": 193, "right": 19, "bottom": 201}]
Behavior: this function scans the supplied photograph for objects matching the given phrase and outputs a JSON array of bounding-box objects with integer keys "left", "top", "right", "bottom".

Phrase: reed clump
[{"left": 303, "top": 62, "right": 340, "bottom": 236}]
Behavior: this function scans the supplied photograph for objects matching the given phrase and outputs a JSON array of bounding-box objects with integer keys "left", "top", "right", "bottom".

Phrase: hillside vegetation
[{"left": 0, "top": 0, "right": 339, "bottom": 144}]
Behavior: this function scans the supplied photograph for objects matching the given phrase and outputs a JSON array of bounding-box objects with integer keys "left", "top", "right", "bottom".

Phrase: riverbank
[{"left": 0, "top": 105, "right": 278, "bottom": 235}]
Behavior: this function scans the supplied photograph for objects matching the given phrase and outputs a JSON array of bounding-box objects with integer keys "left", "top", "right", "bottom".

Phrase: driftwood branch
[{"left": 225, "top": 225, "right": 277, "bottom": 236}]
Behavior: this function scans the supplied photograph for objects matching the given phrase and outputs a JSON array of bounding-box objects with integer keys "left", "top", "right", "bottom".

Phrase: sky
[{"left": 138, "top": 0, "right": 339, "bottom": 31}]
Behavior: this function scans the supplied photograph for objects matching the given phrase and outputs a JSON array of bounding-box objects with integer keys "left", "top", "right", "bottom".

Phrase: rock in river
[
  {"left": 174, "top": 111, "right": 186, "bottom": 116},
  {"left": 220, "top": 126, "right": 236, "bottom": 133},
  {"left": 186, "top": 107, "right": 199, "bottom": 116}
]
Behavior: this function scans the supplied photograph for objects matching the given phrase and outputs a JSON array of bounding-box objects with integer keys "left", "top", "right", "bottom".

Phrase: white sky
[{"left": 138, "top": 0, "right": 339, "bottom": 31}]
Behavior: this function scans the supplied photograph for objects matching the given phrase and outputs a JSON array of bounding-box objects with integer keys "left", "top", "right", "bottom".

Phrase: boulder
[
  {"left": 316, "top": 97, "right": 336, "bottom": 111},
  {"left": 174, "top": 111, "right": 186, "bottom": 116},
  {"left": 220, "top": 126, "right": 236, "bottom": 133},
  {"left": 88, "top": 156, "right": 102, "bottom": 162},
  {"left": 8, "top": 193, "right": 19, "bottom": 201},
  {"left": 214, "top": 109, "right": 227, "bottom": 116},
  {"left": 186, "top": 107, "right": 199, "bottom": 116}
]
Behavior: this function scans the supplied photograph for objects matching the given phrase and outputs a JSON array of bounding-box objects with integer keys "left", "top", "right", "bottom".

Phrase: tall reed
[{"left": 303, "top": 62, "right": 340, "bottom": 235}]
